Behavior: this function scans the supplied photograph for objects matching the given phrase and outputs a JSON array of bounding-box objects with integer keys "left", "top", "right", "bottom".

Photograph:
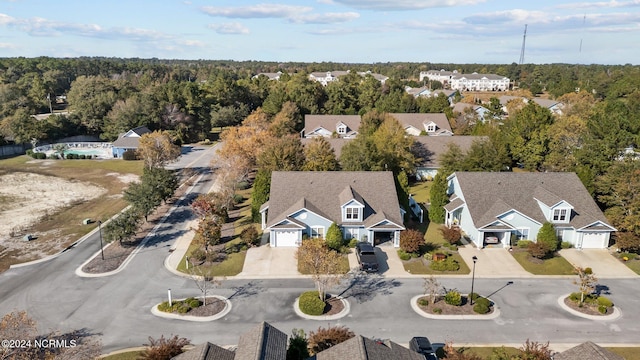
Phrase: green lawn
[
  {"left": 177, "top": 244, "right": 247, "bottom": 277},
  {"left": 511, "top": 251, "right": 575, "bottom": 275},
  {"left": 457, "top": 346, "right": 521, "bottom": 359},
  {"left": 409, "top": 181, "right": 432, "bottom": 204},
  {"left": 425, "top": 221, "right": 448, "bottom": 245},
  {"left": 298, "top": 254, "right": 350, "bottom": 274},
  {"left": 402, "top": 253, "right": 470, "bottom": 275}
]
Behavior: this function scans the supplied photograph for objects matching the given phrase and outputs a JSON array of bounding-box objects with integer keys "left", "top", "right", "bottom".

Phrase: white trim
[
  {"left": 552, "top": 207, "right": 571, "bottom": 223},
  {"left": 577, "top": 221, "right": 617, "bottom": 232},
  {"left": 366, "top": 218, "right": 405, "bottom": 230},
  {"left": 495, "top": 209, "right": 542, "bottom": 226},
  {"left": 310, "top": 226, "right": 325, "bottom": 239},
  {"left": 287, "top": 208, "right": 333, "bottom": 225}
]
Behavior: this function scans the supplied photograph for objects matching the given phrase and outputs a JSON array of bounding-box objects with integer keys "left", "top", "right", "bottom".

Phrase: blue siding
[{"left": 291, "top": 209, "right": 332, "bottom": 237}]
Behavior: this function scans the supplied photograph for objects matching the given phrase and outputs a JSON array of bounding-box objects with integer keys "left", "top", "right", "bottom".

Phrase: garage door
[
  {"left": 274, "top": 230, "right": 299, "bottom": 247},
  {"left": 581, "top": 232, "right": 606, "bottom": 249}
]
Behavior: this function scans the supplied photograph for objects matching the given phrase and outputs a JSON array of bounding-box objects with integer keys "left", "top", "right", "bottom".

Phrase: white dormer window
[
  {"left": 337, "top": 125, "right": 346, "bottom": 134},
  {"left": 426, "top": 124, "right": 436, "bottom": 132},
  {"left": 553, "top": 208, "right": 569, "bottom": 222},
  {"left": 346, "top": 207, "right": 359, "bottom": 220}
]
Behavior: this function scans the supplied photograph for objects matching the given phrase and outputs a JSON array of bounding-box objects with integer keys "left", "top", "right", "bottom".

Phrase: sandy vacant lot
[{"left": 0, "top": 172, "right": 108, "bottom": 258}]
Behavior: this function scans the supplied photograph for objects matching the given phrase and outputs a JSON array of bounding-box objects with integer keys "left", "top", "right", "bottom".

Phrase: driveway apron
[{"left": 559, "top": 249, "right": 638, "bottom": 279}]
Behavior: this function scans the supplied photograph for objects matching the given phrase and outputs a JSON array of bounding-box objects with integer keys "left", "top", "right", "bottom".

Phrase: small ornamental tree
[
  {"left": 240, "top": 225, "right": 260, "bottom": 247},
  {"left": 519, "top": 339, "right": 553, "bottom": 360},
  {"left": 296, "top": 238, "right": 345, "bottom": 302},
  {"left": 536, "top": 222, "right": 559, "bottom": 253},
  {"left": 574, "top": 266, "right": 597, "bottom": 305},
  {"left": 439, "top": 226, "right": 462, "bottom": 245},
  {"left": 287, "top": 328, "right": 310, "bottom": 360},
  {"left": 307, "top": 325, "right": 355, "bottom": 355},
  {"left": 325, "top": 223, "right": 344, "bottom": 251},
  {"left": 195, "top": 217, "right": 222, "bottom": 251},
  {"left": 400, "top": 229, "right": 423, "bottom": 253},
  {"left": 429, "top": 171, "right": 448, "bottom": 223},
  {"left": 527, "top": 242, "right": 550, "bottom": 259}
]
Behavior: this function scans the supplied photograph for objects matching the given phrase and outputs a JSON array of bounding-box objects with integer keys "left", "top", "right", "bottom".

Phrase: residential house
[
  {"left": 308, "top": 71, "right": 388, "bottom": 86},
  {"left": 419, "top": 69, "right": 458, "bottom": 84},
  {"left": 412, "top": 136, "right": 486, "bottom": 180},
  {"left": 389, "top": 113, "right": 453, "bottom": 136},
  {"left": 260, "top": 171, "right": 405, "bottom": 247},
  {"left": 554, "top": 342, "right": 624, "bottom": 360},
  {"left": 172, "top": 322, "right": 287, "bottom": 360},
  {"left": 499, "top": 96, "right": 564, "bottom": 116},
  {"left": 405, "top": 87, "right": 456, "bottom": 104},
  {"left": 111, "top": 125, "right": 151, "bottom": 158},
  {"left": 173, "top": 322, "right": 424, "bottom": 360},
  {"left": 302, "top": 115, "right": 361, "bottom": 138},
  {"left": 444, "top": 172, "right": 616, "bottom": 249},
  {"left": 252, "top": 72, "right": 283, "bottom": 81},
  {"left": 312, "top": 336, "right": 425, "bottom": 360},
  {"left": 450, "top": 73, "right": 510, "bottom": 92},
  {"left": 452, "top": 102, "right": 490, "bottom": 123}
]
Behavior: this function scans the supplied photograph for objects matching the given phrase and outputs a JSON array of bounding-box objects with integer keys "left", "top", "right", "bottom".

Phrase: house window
[
  {"left": 310, "top": 226, "right": 324, "bottom": 239},
  {"left": 337, "top": 125, "right": 346, "bottom": 134},
  {"left": 553, "top": 208, "right": 569, "bottom": 222},
  {"left": 516, "top": 228, "right": 529, "bottom": 240},
  {"left": 556, "top": 228, "right": 565, "bottom": 241},
  {"left": 426, "top": 124, "right": 436, "bottom": 132},
  {"left": 345, "top": 207, "right": 360, "bottom": 221}
]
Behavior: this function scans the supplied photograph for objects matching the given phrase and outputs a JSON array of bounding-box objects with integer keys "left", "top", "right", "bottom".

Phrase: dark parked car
[
  {"left": 409, "top": 337, "right": 437, "bottom": 360},
  {"left": 355, "top": 242, "right": 378, "bottom": 272}
]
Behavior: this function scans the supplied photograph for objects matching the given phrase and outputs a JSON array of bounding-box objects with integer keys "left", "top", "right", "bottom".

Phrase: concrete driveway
[
  {"left": 559, "top": 249, "right": 638, "bottom": 279},
  {"left": 458, "top": 245, "right": 532, "bottom": 278},
  {"left": 237, "top": 245, "right": 301, "bottom": 278}
]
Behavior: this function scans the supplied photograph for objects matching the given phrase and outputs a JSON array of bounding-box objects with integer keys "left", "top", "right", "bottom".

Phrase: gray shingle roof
[
  {"left": 234, "top": 322, "right": 288, "bottom": 360},
  {"left": 266, "top": 171, "right": 404, "bottom": 229},
  {"left": 313, "top": 336, "right": 425, "bottom": 360},
  {"left": 304, "top": 115, "right": 362, "bottom": 137},
  {"left": 412, "top": 136, "right": 486, "bottom": 168},
  {"left": 452, "top": 172, "right": 613, "bottom": 230},
  {"left": 554, "top": 342, "right": 624, "bottom": 360},
  {"left": 171, "top": 342, "right": 235, "bottom": 360},
  {"left": 389, "top": 113, "right": 452, "bottom": 134},
  {"left": 112, "top": 126, "right": 151, "bottom": 148}
]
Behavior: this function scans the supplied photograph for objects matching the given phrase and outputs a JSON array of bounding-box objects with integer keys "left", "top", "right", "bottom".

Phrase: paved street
[{"left": 1, "top": 143, "right": 639, "bottom": 354}]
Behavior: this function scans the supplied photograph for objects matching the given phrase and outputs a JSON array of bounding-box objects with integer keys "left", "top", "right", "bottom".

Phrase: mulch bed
[
  {"left": 82, "top": 177, "right": 191, "bottom": 274},
  {"left": 563, "top": 297, "right": 612, "bottom": 316},
  {"left": 323, "top": 295, "right": 345, "bottom": 316},
  {"left": 181, "top": 297, "right": 227, "bottom": 317},
  {"left": 416, "top": 296, "right": 494, "bottom": 315}
]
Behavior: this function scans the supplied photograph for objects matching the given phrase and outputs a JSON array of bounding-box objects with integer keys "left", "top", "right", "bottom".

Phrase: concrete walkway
[{"left": 559, "top": 249, "right": 638, "bottom": 279}]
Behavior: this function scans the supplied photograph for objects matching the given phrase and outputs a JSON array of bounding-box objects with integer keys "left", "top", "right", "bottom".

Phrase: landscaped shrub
[
  {"left": 418, "top": 298, "right": 429, "bottom": 306},
  {"left": 439, "top": 226, "right": 462, "bottom": 245},
  {"left": 240, "top": 226, "right": 260, "bottom": 247},
  {"left": 444, "top": 290, "right": 462, "bottom": 306},
  {"left": 325, "top": 223, "right": 344, "bottom": 251},
  {"left": 473, "top": 302, "right": 490, "bottom": 314},
  {"left": 537, "top": 222, "right": 559, "bottom": 252},
  {"left": 397, "top": 250, "right": 411, "bottom": 261},
  {"left": 527, "top": 242, "right": 550, "bottom": 259},
  {"left": 34, "top": 152, "right": 46, "bottom": 159},
  {"left": 597, "top": 296, "right": 613, "bottom": 308},
  {"left": 122, "top": 149, "right": 137, "bottom": 160},
  {"left": 475, "top": 297, "right": 490, "bottom": 308},
  {"left": 568, "top": 292, "right": 581, "bottom": 302},
  {"left": 517, "top": 240, "right": 533, "bottom": 248},
  {"left": 236, "top": 181, "right": 250, "bottom": 190},
  {"left": 298, "top": 291, "right": 325, "bottom": 316},
  {"left": 433, "top": 308, "right": 442, "bottom": 314},
  {"left": 348, "top": 239, "right": 358, "bottom": 248},
  {"left": 190, "top": 248, "right": 207, "bottom": 263},
  {"left": 400, "top": 229, "right": 424, "bottom": 253},
  {"left": 598, "top": 305, "right": 608, "bottom": 314},
  {"left": 430, "top": 257, "right": 460, "bottom": 271},
  {"left": 561, "top": 241, "right": 573, "bottom": 249},
  {"left": 186, "top": 297, "right": 202, "bottom": 308},
  {"left": 79, "top": 154, "right": 86, "bottom": 159},
  {"left": 468, "top": 292, "right": 480, "bottom": 302},
  {"left": 233, "top": 193, "right": 244, "bottom": 204}
]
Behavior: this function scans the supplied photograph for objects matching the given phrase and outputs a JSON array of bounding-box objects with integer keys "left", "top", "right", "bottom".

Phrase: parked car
[
  {"left": 355, "top": 242, "right": 379, "bottom": 273},
  {"left": 409, "top": 336, "right": 437, "bottom": 360}
]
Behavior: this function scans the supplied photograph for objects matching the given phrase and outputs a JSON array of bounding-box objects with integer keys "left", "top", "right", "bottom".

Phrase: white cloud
[
  {"left": 0, "top": 13, "right": 17, "bottom": 25},
  {"left": 330, "top": 0, "right": 486, "bottom": 10},
  {"left": 0, "top": 42, "right": 16, "bottom": 49},
  {"left": 555, "top": 0, "right": 640, "bottom": 9},
  {"left": 200, "top": 4, "right": 312, "bottom": 18},
  {"left": 208, "top": 22, "right": 250, "bottom": 35},
  {"left": 290, "top": 12, "right": 360, "bottom": 24}
]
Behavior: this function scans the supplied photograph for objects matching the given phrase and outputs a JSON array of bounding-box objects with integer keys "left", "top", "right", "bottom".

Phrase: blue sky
[{"left": 1, "top": 0, "right": 639, "bottom": 64}]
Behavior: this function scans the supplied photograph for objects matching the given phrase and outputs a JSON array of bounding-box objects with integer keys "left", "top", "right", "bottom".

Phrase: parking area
[{"left": 558, "top": 249, "right": 637, "bottom": 278}]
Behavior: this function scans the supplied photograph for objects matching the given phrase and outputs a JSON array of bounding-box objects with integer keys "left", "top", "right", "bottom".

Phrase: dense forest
[{"left": 1, "top": 57, "right": 639, "bottom": 251}]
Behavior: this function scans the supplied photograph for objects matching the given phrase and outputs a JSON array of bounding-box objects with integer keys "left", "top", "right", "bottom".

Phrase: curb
[
  {"left": 76, "top": 174, "right": 205, "bottom": 278},
  {"left": 557, "top": 294, "right": 621, "bottom": 321},
  {"left": 293, "top": 294, "right": 350, "bottom": 321},
  {"left": 410, "top": 294, "right": 501, "bottom": 320},
  {"left": 150, "top": 295, "right": 232, "bottom": 322}
]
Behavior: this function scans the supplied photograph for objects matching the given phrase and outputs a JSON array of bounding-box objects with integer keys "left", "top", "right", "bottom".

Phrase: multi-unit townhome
[{"left": 420, "top": 70, "right": 510, "bottom": 92}]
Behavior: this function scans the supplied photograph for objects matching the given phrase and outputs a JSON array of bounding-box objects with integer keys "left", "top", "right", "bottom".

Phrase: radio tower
[{"left": 519, "top": 24, "right": 527, "bottom": 65}]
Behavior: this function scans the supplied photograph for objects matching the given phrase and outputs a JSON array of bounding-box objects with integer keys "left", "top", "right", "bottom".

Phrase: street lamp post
[
  {"left": 98, "top": 220, "right": 105, "bottom": 260},
  {"left": 470, "top": 255, "right": 478, "bottom": 305}
]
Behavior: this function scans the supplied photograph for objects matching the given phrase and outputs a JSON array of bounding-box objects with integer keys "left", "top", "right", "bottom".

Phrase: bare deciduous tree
[
  {"left": 188, "top": 266, "right": 223, "bottom": 306},
  {"left": 574, "top": 267, "right": 597, "bottom": 304}
]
